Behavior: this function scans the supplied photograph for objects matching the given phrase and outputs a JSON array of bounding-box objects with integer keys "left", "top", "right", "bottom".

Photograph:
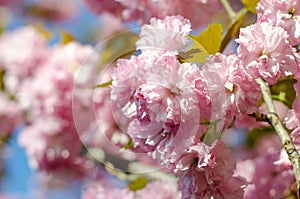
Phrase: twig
[
  {"left": 255, "top": 78, "right": 300, "bottom": 195},
  {"left": 220, "top": 0, "right": 236, "bottom": 20},
  {"left": 248, "top": 112, "right": 268, "bottom": 122}
]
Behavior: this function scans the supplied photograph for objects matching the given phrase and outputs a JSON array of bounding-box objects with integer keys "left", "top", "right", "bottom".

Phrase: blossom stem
[
  {"left": 219, "top": 7, "right": 247, "bottom": 53},
  {"left": 220, "top": 0, "right": 236, "bottom": 20},
  {"left": 255, "top": 78, "right": 300, "bottom": 195}
]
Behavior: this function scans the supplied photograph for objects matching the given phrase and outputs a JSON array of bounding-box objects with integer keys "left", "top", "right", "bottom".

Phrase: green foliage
[
  {"left": 179, "top": 24, "right": 223, "bottom": 64},
  {"left": 61, "top": 31, "right": 75, "bottom": 44},
  {"left": 99, "top": 31, "right": 139, "bottom": 69},
  {"left": 242, "top": 0, "right": 260, "bottom": 14},
  {"left": 128, "top": 176, "right": 148, "bottom": 191},
  {"left": 270, "top": 76, "right": 296, "bottom": 108},
  {"left": 191, "top": 24, "right": 223, "bottom": 55},
  {"left": 246, "top": 127, "right": 275, "bottom": 148},
  {"left": 90, "top": 79, "right": 113, "bottom": 89},
  {"left": 201, "top": 119, "right": 224, "bottom": 146},
  {"left": 0, "top": 22, "right": 3, "bottom": 35},
  {"left": 0, "top": 135, "right": 10, "bottom": 147}
]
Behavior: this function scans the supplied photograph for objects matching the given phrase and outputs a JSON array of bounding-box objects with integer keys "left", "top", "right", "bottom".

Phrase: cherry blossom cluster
[
  {"left": 0, "top": 26, "right": 100, "bottom": 180},
  {"left": 0, "top": 24, "right": 158, "bottom": 184},
  {"left": 106, "top": 0, "right": 300, "bottom": 198},
  {"left": 0, "top": 0, "right": 300, "bottom": 198}
]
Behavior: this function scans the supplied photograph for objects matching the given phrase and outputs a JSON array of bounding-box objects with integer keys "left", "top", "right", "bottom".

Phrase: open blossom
[
  {"left": 292, "top": 66, "right": 300, "bottom": 115},
  {"left": 201, "top": 53, "right": 261, "bottom": 127},
  {"left": 285, "top": 109, "right": 300, "bottom": 150},
  {"left": 284, "top": 67, "right": 300, "bottom": 149},
  {"left": 174, "top": 140, "right": 246, "bottom": 199},
  {"left": 236, "top": 22, "right": 297, "bottom": 85},
  {"left": 84, "top": 68, "right": 158, "bottom": 165},
  {"left": 136, "top": 15, "right": 191, "bottom": 55},
  {"left": 111, "top": 53, "right": 205, "bottom": 165},
  {"left": 256, "top": 0, "right": 300, "bottom": 45}
]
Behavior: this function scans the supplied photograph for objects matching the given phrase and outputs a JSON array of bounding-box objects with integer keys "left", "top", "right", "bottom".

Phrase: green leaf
[
  {"left": 61, "top": 31, "right": 75, "bottom": 45},
  {"left": 191, "top": 24, "right": 223, "bottom": 55},
  {"left": 128, "top": 177, "right": 148, "bottom": 191},
  {"left": 99, "top": 31, "right": 139, "bottom": 69},
  {"left": 179, "top": 24, "right": 223, "bottom": 63},
  {"left": 220, "top": 8, "right": 248, "bottom": 52},
  {"left": 202, "top": 119, "right": 223, "bottom": 146},
  {"left": 242, "top": 0, "right": 260, "bottom": 14},
  {"left": 246, "top": 127, "right": 275, "bottom": 148},
  {"left": 179, "top": 37, "right": 209, "bottom": 64},
  {"left": 0, "top": 22, "right": 3, "bottom": 35},
  {"left": 270, "top": 75, "right": 296, "bottom": 108},
  {"left": 90, "top": 79, "right": 112, "bottom": 89}
]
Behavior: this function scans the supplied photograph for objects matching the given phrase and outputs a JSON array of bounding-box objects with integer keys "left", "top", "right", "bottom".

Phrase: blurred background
[{"left": 0, "top": 1, "right": 100, "bottom": 198}]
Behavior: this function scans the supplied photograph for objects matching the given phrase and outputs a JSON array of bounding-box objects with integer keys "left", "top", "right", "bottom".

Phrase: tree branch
[
  {"left": 255, "top": 78, "right": 300, "bottom": 195},
  {"left": 220, "top": 0, "right": 236, "bottom": 20}
]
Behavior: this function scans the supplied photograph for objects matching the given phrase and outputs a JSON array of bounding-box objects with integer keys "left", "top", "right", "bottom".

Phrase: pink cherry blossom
[
  {"left": 16, "top": 40, "right": 99, "bottom": 179},
  {"left": 236, "top": 151, "right": 295, "bottom": 199},
  {"left": 174, "top": 140, "right": 246, "bottom": 199},
  {"left": 136, "top": 15, "right": 191, "bottom": 55},
  {"left": 84, "top": 0, "right": 125, "bottom": 18},
  {"left": 201, "top": 53, "right": 261, "bottom": 128},
  {"left": 233, "top": 132, "right": 295, "bottom": 199},
  {"left": 111, "top": 53, "right": 204, "bottom": 165},
  {"left": 292, "top": 65, "right": 300, "bottom": 116},
  {"left": 85, "top": 68, "right": 158, "bottom": 165},
  {"left": 285, "top": 109, "right": 300, "bottom": 152},
  {"left": 236, "top": 22, "right": 297, "bottom": 85},
  {"left": 256, "top": 0, "right": 300, "bottom": 45},
  {"left": 19, "top": 116, "right": 93, "bottom": 180},
  {"left": 284, "top": 66, "right": 300, "bottom": 150},
  {"left": 134, "top": 180, "right": 181, "bottom": 199},
  {"left": 174, "top": 0, "right": 228, "bottom": 29}
]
